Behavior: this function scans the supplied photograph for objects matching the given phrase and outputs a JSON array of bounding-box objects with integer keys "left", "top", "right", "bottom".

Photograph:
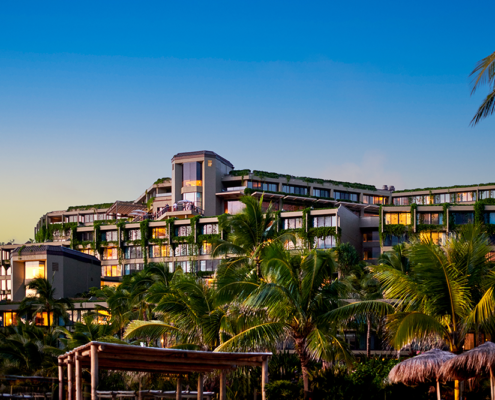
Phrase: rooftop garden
[
  {"left": 66, "top": 203, "right": 114, "bottom": 212},
  {"left": 229, "top": 169, "right": 377, "bottom": 191},
  {"left": 153, "top": 177, "right": 171, "bottom": 185},
  {"left": 394, "top": 182, "right": 495, "bottom": 194}
]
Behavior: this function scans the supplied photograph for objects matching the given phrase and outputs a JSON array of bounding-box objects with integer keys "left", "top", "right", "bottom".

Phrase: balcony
[{"left": 156, "top": 203, "right": 204, "bottom": 220}]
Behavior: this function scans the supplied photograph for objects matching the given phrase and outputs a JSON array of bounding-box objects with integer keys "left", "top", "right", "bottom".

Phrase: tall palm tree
[
  {"left": 212, "top": 195, "right": 293, "bottom": 278},
  {"left": 470, "top": 50, "right": 495, "bottom": 126},
  {"left": 214, "top": 245, "right": 351, "bottom": 399},
  {"left": 18, "top": 277, "right": 73, "bottom": 332}
]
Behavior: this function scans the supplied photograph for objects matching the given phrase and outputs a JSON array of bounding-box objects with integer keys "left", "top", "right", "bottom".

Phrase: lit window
[
  {"left": 25, "top": 261, "right": 45, "bottom": 279},
  {"left": 182, "top": 162, "right": 202, "bottom": 187},
  {"left": 152, "top": 227, "right": 167, "bottom": 239}
]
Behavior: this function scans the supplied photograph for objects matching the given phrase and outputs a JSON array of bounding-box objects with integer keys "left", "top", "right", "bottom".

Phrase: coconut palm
[
  {"left": 373, "top": 225, "right": 494, "bottom": 354},
  {"left": 212, "top": 195, "right": 293, "bottom": 278},
  {"left": 470, "top": 50, "right": 495, "bottom": 126},
  {"left": 214, "top": 245, "right": 351, "bottom": 399},
  {"left": 17, "top": 277, "right": 73, "bottom": 332},
  {"left": 378, "top": 243, "right": 410, "bottom": 273},
  {"left": 0, "top": 321, "right": 63, "bottom": 376},
  {"left": 58, "top": 313, "right": 126, "bottom": 350}
]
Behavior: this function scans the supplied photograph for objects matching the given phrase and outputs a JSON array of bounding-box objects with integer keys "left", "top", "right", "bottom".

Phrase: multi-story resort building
[{"left": 2, "top": 150, "right": 495, "bottom": 337}]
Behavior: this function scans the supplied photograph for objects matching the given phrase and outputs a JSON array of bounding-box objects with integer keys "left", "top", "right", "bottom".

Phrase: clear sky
[{"left": 1, "top": 0, "right": 495, "bottom": 243}]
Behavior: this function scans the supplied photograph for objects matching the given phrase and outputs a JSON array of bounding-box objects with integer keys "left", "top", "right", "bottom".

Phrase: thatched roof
[
  {"left": 389, "top": 349, "right": 456, "bottom": 385},
  {"left": 439, "top": 341, "right": 495, "bottom": 381}
]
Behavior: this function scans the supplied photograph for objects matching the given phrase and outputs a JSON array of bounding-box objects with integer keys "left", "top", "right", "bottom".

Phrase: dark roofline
[
  {"left": 172, "top": 151, "right": 234, "bottom": 169},
  {"left": 12, "top": 245, "right": 101, "bottom": 266}
]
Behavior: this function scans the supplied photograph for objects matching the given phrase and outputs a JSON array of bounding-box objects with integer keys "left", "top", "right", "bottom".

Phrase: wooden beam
[
  {"left": 67, "top": 356, "right": 73, "bottom": 400},
  {"left": 176, "top": 376, "right": 182, "bottom": 400},
  {"left": 91, "top": 344, "right": 99, "bottom": 400},
  {"left": 58, "top": 364, "right": 64, "bottom": 400},
  {"left": 219, "top": 370, "right": 226, "bottom": 400},
  {"left": 261, "top": 357, "right": 269, "bottom": 400},
  {"left": 197, "top": 374, "right": 203, "bottom": 400},
  {"left": 75, "top": 353, "right": 82, "bottom": 400}
]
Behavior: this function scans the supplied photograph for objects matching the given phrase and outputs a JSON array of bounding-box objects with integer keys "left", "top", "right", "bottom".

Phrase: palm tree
[
  {"left": 0, "top": 321, "right": 63, "bottom": 376},
  {"left": 214, "top": 245, "right": 351, "bottom": 399},
  {"left": 58, "top": 314, "right": 125, "bottom": 350},
  {"left": 378, "top": 243, "right": 410, "bottom": 273},
  {"left": 373, "top": 225, "right": 494, "bottom": 353},
  {"left": 344, "top": 264, "right": 383, "bottom": 358},
  {"left": 18, "top": 277, "right": 73, "bottom": 332},
  {"left": 212, "top": 195, "right": 293, "bottom": 278},
  {"left": 334, "top": 242, "right": 361, "bottom": 278},
  {"left": 470, "top": 50, "right": 495, "bottom": 126}
]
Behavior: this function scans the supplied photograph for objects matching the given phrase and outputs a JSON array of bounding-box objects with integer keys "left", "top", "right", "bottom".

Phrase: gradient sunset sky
[{"left": 1, "top": 0, "right": 495, "bottom": 243}]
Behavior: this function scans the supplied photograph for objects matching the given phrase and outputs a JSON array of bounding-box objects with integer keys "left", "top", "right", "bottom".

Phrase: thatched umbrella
[
  {"left": 440, "top": 341, "right": 495, "bottom": 400},
  {"left": 389, "top": 348, "right": 456, "bottom": 400}
]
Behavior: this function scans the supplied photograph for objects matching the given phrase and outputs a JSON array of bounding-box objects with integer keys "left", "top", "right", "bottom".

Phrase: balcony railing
[{"left": 156, "top": 204, "right": 204, "bottom": 219}]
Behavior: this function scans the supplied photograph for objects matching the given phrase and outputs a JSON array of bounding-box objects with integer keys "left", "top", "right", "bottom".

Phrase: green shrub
[{"left": 265, "top": 380, "right": 303, "bottom": 399}]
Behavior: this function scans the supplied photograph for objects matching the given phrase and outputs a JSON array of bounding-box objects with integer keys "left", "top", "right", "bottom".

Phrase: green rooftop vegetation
[
  {"left": 66, "top": 203, "right": 114, "bottom": 212},
  {"left": 230, "top": 169, "right": 377, "bottom": 191},
  {"left": 393, "top": 182, "right": 495, "bottom": 194},
  {"left": 153, "top": 177, "right": 171, "bottom": 185}
]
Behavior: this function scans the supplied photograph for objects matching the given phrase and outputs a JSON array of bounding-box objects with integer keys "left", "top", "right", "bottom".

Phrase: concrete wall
[
  {"left": 337, "top": 206, "right": 362, "bottom": 254},
  {"left": 11, "top": 260, "right": 26, "bottom": 302}
]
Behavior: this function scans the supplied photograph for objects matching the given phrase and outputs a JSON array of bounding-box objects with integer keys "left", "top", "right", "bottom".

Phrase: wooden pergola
[{"left": 58, "top": 342, "right": 271, "bottom": 400}]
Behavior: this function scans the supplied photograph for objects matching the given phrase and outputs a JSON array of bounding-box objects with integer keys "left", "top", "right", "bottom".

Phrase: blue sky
[{"left": 1, "top": 0, "right": 495, "bottom": 242}]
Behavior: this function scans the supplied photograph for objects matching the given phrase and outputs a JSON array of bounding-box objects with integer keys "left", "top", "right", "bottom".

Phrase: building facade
[{"left": 3, "top": 150, "right": 494, "bottom": 295}]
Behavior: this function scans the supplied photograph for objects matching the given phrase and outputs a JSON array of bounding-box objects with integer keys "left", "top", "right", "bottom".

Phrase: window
[
  {"left": 248, "top": 181, "right": 278, "bottom": 192},
  {"left": 363, "top": 195, "right": 388, "bottom": 205},
  {"left": 433, "top": 193, "right": 450, "bottom": 204},
  {"left": 127, "top": 229, "right": 141, "bottom": 241},
  {"left": 313, "top": 216, "right": 335, "bottom": 227},
  {"left": 284, "top": 218, "right": 303, "bottom": 230},
  {"left": 201, "top": 224, "right": 218, "bottom": 235},
  {"left": 183, "top": 192, "right": 202, "bottom": 208},
  {"left": 200, "top": 242, "right": 212, "bottom": 255},
  {"left": 335, "top": 191, "right": 358, "bottom": 202},
  {"left": 182, "top": 162, "right": 202, "bottom": 187},
  {"left": 80, "top": 249, "right": 95, "bottom": 256},
  {"left": 149, "top": 245, "right": 171, "bottom": 258},
  {"left": 35, "top": 312, "right": 53, "bottom": 327},
  {"left": 2, "top": 312, "right": 17, "bottom": 327},
  {"left": 176, "top": 226, "right": 192, "bottom": 237},
  {"left": 363, "top": 231, "right": 379, "bottom": 242},
  {"left": 199, "top": 260, "right": 220, "bottom": 272},
  {"left": 101, "top": 231, "right": 118, "bottom": 241},
  {"left": 152, "top": 227, "right": 167, "bottom": 239},
  {"left": 313, "top": 188, "right": 330, "bottom": 198},
  {"left": 102, "top": 265, "right": 122, "bottom": 277},
  {"left": 84, "top": 214, "right": 94, "bottom": 224},
  {"left": 66, "top": 215, "right": 79, "bottom": 223},
  {"left": 175, "top": 261, "right": 194, "bottom": 273},
  {"left": 451, "top": 212, "right": 474, "bottom": 225},
  {"left": 175, "top": 244, "right": 192, "bottom": 257},
  {"left": 124, "top": 264, "right": 144, "bottom": 275},
  {"left": 282, "top": 185, "right": 308, "bottom": 196},
  {"left": 418, "top": 213, "right": 443, "bottom": 225},
  {"left": 480, "top": 190, "right": 495, "bottom": 200},
  {"left": 314, "top": 236, "right": 336, "bottom": 249},
  {"left": 384, "top": 213, "right": 411, "bottom": 225},
  {"left": 79, "top": 232, "right": 94, "bottom": 242},
  {"left": 124, "top": 246, "right": 143, "bottom": 259},
  {"left": 96, "top": 213, "right": 110, "bottom": 221},
  {"left": 103, "top": 248, "right": 118, "bottom": 260},
  {"left": 420, "top": 231, "right": 446, "bottom": 245},
  {"left": 25, "top": 261, "right": 45, "bottom": 279},
  {"left": 284, "top": 237, "right": 305, "bottom": 250},
  {"left": 393, "top": 197, "right": 410, "bottom": 206},
  {"left": 363, "top": 247, "right": 381, "bottom": 260},
  {"left": 455, "top": 192, "right": 476, "bottom": 203},
  {"left": 225, "top": 201, "right": 245, "bottom": 215},
  {"left": 486, "top": 213, "right": 495, "bottom": 225},
  {"left": 383, "top": 234, "right": 408, "bottom": 246}
]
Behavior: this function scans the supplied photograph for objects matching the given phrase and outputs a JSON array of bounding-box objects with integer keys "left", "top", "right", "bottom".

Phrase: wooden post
[
  {"left": 68, "top": 357, "right": 73, "bottom": 400},
  {"left": 197, "top": 374, "right": 203, "bottom": 400},
  {"left": 176, "top": 375, "right": 182, "bottom": 400},
  {"left": 436, "top": 380, "right": 441, "bottom": 400},
  {"left": 261, "top": 358, "right": 269, "bottom": 400},
  {"left": 58, "top": 364, "right": 64, "bottom": 400},
  {"left": 75, "top": 354, "right": 82, "bottom": 400},
  {"left": 91, "top": 344, "right": 99, "bottom": 400},
  {"left": 219, "top": 370, "right": 226, "bottom": 400},
  {"left": 490, "top": 367, "right": 495, "bottom": 400}
]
